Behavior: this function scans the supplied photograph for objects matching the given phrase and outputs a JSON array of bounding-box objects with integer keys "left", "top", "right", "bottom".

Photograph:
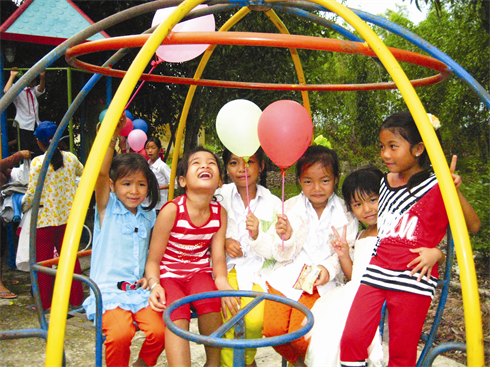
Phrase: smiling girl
[
  {"left": 262, "top": 145, "right": 359, "bottom": 366},
  {"left": 146, "top": 146, "right": 238, "bottom": 367}
]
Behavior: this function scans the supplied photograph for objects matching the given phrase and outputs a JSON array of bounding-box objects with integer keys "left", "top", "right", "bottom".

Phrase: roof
[{"left": 0, "top": 0, "right": 109, "bottom": 45}]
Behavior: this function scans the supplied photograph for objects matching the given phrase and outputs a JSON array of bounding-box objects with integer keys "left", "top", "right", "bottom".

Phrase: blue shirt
[{"left": 83, "top": 193, "right": 156, "bottom": 320}]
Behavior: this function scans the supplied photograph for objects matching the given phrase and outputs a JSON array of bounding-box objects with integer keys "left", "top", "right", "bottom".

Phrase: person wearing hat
[{"left": 21, "top": 121, "right": 84, "bottom": 311}]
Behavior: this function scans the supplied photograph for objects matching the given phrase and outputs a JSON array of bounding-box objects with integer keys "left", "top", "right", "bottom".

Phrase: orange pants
[
  {"left": 102, "top": 306, "right": 165, "bottom": 366},
  {"left": 262, "top": 284, "right": 320, "bottom": 364}
]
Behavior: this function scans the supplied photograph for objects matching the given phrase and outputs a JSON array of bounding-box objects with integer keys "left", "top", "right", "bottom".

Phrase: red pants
[
  {"left": 36, "top": 225, "right": 83, "bottom": 310},
  {"left": 262, "top": 284, "right": 320, "bottom": 363},
  {"left": 340, "top": 284, "right": 432, "bottom": 367},
  {"left": 102, "top": 306, "right": 166, "bottom": 366}
]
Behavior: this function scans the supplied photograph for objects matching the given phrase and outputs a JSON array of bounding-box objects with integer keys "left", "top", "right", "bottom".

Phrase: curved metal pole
[{"left": 299, "top": 0, "right": 483, "bottom": 365}]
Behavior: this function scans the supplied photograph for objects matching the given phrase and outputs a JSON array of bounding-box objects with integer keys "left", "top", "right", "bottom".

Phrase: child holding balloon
[
  {"left": 262, "top": 145, "right": 359, "bottom": 366},
  {"left": 145, "top": 146, "right": 238, "bottom": 367},
  {"left": 215, "top": 147, "right": 282, "bottom": 367}
]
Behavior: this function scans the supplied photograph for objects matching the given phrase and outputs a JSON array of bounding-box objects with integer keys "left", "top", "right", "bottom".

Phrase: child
[
  {"left": 262, "top": 145, "right": 359, "bottom": 366},
  {"left": 340, "top": 111, "right": 481, "bottom": 367},
  {"left": 4, "top": 68, "right": 46, "bottom": 156},
  {"left": 22, "top": 121, "right": 83, "bottom": 310},
  {"left": 145, "top": 137, "right": 173, "bottom": 211},
  {"left": 145, "top": 146, "right": 238, "bottom": 367},
  {"left": 216, "top": 148, "right": 282, "bottom": 367},
  {"left": 82, "top": 120, "right": 165, "bottom": 367}
]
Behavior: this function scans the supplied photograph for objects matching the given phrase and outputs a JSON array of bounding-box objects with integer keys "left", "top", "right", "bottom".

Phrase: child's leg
[
  {"left": 165, "top": 319, "right": 191, "bottom": 367},
  {"left": 54, "top": 224, "right": 83, "bottom": 307},
  {"left": 35, "top": 227, "right": 57, "bottom": 309},
  {"left": 133, "top": 305, "right": 166, "bottom": 366},
  {"left": 221, "top": 270, "right": 264, "bottom": 367},
  {"left": 340, "top": 285, "right": 386, "bottom": 366},
  {"left": 102, "top": 307, "right": 137, "bottom": 366},
  {"left": 198, "top": 312, "right": 223, "bottom": 367},
  {"left": 386, "top": 290, "right": 432, "bottom": 367}
]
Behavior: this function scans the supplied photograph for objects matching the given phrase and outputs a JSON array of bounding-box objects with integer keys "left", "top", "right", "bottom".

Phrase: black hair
[
  {"left": 295, "top": 145, "right": 340, "bottom": 191},
  {"left": 109, "top": 153, "right": 159, "bottom": 211},
  {"left": 38, "top": 140, "right": 64, "bottom": 171},
  {"left": 176, "top": 146, "right": 223, "bottom": 192},
  {"left": 380, "top": 111, "right": 437, "bottom": 190},
  {"left": 145, "top": 136, "right": 162, "bottom": 150},
  {"left": 222, "top": 147, "right": 267, "bottom": 187},
  {"left": 342, "top": 167, "right": 383, "bottom": 212}
]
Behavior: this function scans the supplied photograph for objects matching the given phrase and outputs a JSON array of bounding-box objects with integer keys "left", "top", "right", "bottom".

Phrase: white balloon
[
  {"left": 151, "top": 5, "right": 215, "bottom": 63},
  {"left": 216, "top": 100, "right": 262, "bottom": 158}
]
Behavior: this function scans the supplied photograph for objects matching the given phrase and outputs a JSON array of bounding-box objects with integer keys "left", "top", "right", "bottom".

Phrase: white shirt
[
  {"left": 13, "top": 86, "right": 44, "bottom": 131},
  {"left": 147, "top": 158, "right": 173, "bottom": 210}
]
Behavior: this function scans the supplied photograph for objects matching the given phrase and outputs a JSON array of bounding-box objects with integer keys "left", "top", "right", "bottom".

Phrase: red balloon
[
  {"left": 120, "top": 117, "right": 134, "bottom": 137},
  {"left": 258, "top": 100, "right": 313, "bottom": 169},
  {"left": 138, "top": 148, "right": 149, "bottom": 160}
]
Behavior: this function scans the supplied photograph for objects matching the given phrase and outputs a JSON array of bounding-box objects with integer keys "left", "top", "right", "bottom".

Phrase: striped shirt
[
  {"left": 159, "top": 195, "right": 221, "bottom": 280},
  {"left": 361, "top": 173, "right": 449, "bottom": 298}
]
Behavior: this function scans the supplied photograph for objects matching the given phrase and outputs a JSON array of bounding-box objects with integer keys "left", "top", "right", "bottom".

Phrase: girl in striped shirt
[
  {"left": 340, "top": 111, "right": 480, "bottom": 367},
  {"left": 146, "top": 146, "right": 238, "bottom": 367}
]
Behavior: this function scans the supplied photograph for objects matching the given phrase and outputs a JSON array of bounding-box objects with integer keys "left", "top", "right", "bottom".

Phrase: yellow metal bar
[
  {"left": 169, "top": 6, "right": 251, "bottom": 200},
  {"left": 264, "top": 9, "right": 311, "bottom": 115},
  {"left": 293, "top": 0, "right": 483, "bottom": 364},
  {"left": 45, "top": 0, "right": 205, "bottom": 365}
]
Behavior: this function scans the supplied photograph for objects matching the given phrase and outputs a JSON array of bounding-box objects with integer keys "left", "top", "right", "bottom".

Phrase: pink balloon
[
  {"left": 127, "top": 130, "right": 148, "bottom": 152},
  {"left": 120, "top": 118, "right": 134, "bottom": 137},
  {"left": 138, "top": 148, "right": 149, "bottom": 160},
  {"left": 258, "top": 100, "right": 313, "bottom": 169},
  {"left": 151, "top": 5, "right": 215, "bottom": 63}
]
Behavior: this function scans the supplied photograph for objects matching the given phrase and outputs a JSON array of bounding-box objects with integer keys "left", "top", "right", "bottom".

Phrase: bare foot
[{"left": 133, "top": 357, "right": 148, "bottom": 367}]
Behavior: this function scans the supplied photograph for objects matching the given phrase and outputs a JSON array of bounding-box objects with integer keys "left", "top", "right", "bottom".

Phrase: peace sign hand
[
  {"left": 331, "top": 225, "right": 349, "bottom": 259},
  {"left": 450, "top": 155, "right": 462, "bottom": 189}
]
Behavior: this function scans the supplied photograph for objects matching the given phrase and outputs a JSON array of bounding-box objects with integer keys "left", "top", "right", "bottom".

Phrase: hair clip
[{"left": 427, "top": 113, "right": 441, "bottom": 130}]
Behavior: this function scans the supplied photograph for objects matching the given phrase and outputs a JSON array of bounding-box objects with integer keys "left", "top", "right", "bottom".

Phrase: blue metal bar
[
  {"left": 0, "top": 49, "right": 8, "bottom": 159},
  {"left": 163, "top": 290, "right": 314, "bottom": 349},
  {"left": 32, "top": 264, "right": 104, "bottom": 367}
]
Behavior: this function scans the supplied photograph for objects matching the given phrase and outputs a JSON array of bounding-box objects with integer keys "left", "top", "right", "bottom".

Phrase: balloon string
[
  {"left": 245, "top": 162, "right": 252, "bottom": 238},
  {"left": 281, "top": 167, "right": 285, "bottom": 251},
  {"left": 125, "top": 58, "right": 161, "bottom": 109}
]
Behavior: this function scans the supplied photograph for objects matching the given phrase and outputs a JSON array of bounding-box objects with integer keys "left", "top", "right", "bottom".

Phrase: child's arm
[
  {"left": 407, "top": 247, "right": 445, "bottom": 282},
  {"left": 450, "top": 155, "right": 481, "bottom": 233},
  {"left": 4, "top": 68, "right": 19, "bottom": 93},
  {"left": 331, "top": 225, "right": 354, "bottom": 281},
  {"left": 94, "top": 115, "right": 125, "bottom": 225},
  {"left": 37, "top": 71, "right": 45, "bottom": 93},
  {"left": 212, "top": 208, "right": 240, "bottom": 319},
  {"left": 145, "top": 203, "right": 177, "bottom": 312}
]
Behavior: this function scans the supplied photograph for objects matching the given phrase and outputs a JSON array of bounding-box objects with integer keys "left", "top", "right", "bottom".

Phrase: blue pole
[{"left": 0, "top": 50, "right": 9, "bottom": 159}]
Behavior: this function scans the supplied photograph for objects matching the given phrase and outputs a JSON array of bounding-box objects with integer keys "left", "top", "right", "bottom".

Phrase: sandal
[{"left": 0, "top": 291, "right": 17, "bottom": 299}]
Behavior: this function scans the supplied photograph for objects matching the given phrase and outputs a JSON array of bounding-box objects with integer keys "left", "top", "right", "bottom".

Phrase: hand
[
  {"left": 225, "top": 238, "right": 243, "bottom": 258},
  {"left": 450, "top": 155, "right": 462, "bottom": 189},
  {"left": 275, "top": 214, "right": 292, "bottom": 241},
  {"left": 148, "top": 284, "right": 166, "bottom": 312},
  {"left": 10, "top": 68, "right": 19, "bottom": 77},
  {"left": 20, "top": 150, "right": 32, "bottom": 159},
  {"left": 246, "top": 212, "right": 259, "bottom": 240},
  {"left": 136, "top": 277, "right": 148, "bottom": 289},
  {"left": 215, "top": 276, "right": 240, "bottom": 319},
  {"left": 407, "top": 247, "right": 443, "bottom": 281},
  {"left": 313, "top": 265, "right": 330, "bottom": 287},
  {"left": 331, "top": 225, "right": 350, "bottom": 260},
  {"left": 40, "top": 71, "right": 45, "bottom": 78},
  {"left": 115, "top": 112, "right": 127, "bottom": 136}
]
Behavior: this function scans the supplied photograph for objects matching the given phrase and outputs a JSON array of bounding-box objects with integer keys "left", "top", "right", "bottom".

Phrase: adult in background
[
  {"left": 22, "top": 121, "right": 84, "bottom": 311},
  {"left": 4, "top": 67, "right": 46, "bottom": 156},
  {"left": 0, "top": 150, "right": 31, "bottom": 299}
]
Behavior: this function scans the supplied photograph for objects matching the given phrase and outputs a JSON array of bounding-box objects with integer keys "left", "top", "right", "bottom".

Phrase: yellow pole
[
  {"left": 45, "top": 1, "right": 206, "bottom": 365},
  {"left": 293, "top": 0, "right": 484, "bottom": 364}
]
